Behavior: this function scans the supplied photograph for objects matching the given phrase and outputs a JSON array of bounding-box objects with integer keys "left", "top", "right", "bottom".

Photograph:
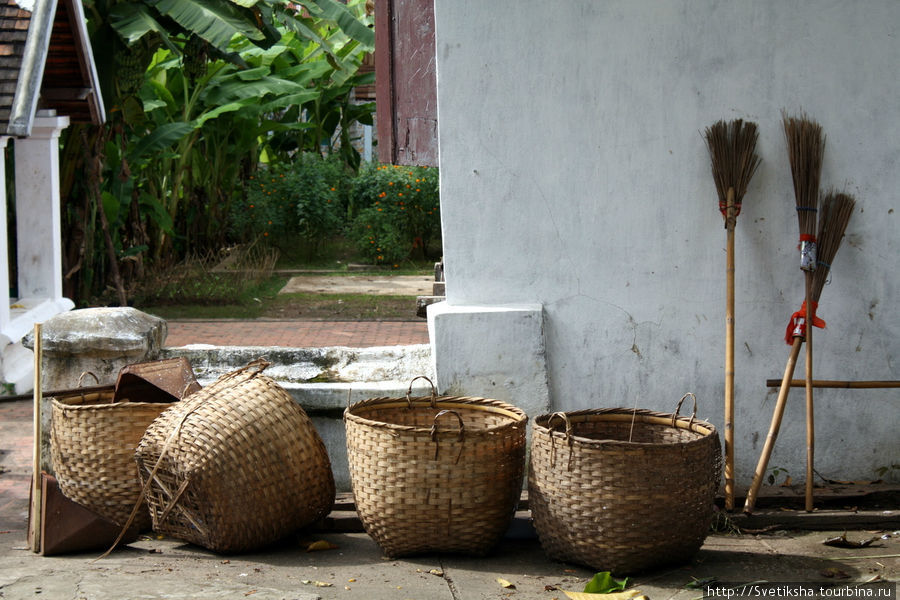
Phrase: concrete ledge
[
  {"left": 427, "top": 302, "right": 550, "bottom": 417},
  {"left": 162, "top": 344, "right": 434, "bottom": 385}
]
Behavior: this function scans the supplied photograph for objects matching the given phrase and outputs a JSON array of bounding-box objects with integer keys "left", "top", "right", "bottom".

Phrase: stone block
[{"left": 25, "top": 307, "right": 167, "bottom": 390}]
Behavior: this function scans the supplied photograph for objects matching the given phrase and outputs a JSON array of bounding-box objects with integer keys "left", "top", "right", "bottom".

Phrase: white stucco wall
[{"left": 430, "top": 0, "right": 899, "bottom": 483}]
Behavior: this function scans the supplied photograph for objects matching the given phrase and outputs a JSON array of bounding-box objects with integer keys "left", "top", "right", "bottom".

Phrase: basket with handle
[
  {"left": 135, "top": 359, "right": 335, "bottom": 553},
  {"left": 344, "top": 377, "right": 528, "bottom": 557},
  {"left": 529, "top": 394, "right": 721, "bottom": 574},
  {"left": 50, "top": 378, "right": 174, "bottom": 531}
]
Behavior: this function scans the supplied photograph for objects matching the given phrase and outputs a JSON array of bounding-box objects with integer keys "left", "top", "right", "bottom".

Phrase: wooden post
[{"left": 29, "top": 323, "right": 43, "bottom": 552}]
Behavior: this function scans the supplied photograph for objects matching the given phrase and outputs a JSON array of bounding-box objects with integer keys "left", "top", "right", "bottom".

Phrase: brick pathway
[
  {"left": 0, "top": 399, "right": 31, "bottom": 532},
  {"left": 165, "top": 319, "right": 430, "bottom": 348}
]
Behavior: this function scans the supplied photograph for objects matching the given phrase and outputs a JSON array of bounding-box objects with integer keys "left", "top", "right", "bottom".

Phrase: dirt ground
[{"left": 262, "top": 275, "right": 436, "bottom": 320}]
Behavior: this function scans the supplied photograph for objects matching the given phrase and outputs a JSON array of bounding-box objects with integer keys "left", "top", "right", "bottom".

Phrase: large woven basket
[
  {"left": 529, "top": 394, "right": 721, "bottom": 574},
  {"left": 345, "top": 378, "right": 528, "bottom": 557},
  {"left": 135, "top": 360, "right": 335, "bottom": 553},
  {"left": 50, "top": 390, "right": 173, "bottom": 530}
]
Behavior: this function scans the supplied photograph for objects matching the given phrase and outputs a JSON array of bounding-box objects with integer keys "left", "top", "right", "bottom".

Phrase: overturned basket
[
  {"left": 529, "top": 394, "right": 721, "bottom": 574},
  {"left": 51, "top": 389, "right": 173, "bottom": 530},
  {"left": 135, "top": 360, "right": 335, "bottom": 553},
  {"left": 345, "top": 377, "right": 527, "bottom": 557}
]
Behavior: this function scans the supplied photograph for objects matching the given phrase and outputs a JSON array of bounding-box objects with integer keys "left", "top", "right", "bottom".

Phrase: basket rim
[
  {"left": 345, "top": 395, "right": 527, "bottom": 435},
  {"left": 533, "top": 407, "right": 717, "bottom": 448},
  {"left": 51, "top": 394, "right": 173, "bottom": 410}
]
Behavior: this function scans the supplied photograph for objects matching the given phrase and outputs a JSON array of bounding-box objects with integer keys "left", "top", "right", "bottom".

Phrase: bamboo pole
[
  {"left": 743, "top": 337, "right": 802, "bottom": 514},
  {"left": 29, "top": 323, "right": 43, "bottom": 553},
  {"left": 765, "top": 379, "right": 900, "bottom": 389},
  {"left": 724, "top": 187, "right": 736, "bottom": 511},
  {"left": 804, "top": 274, "right": 815, "bottom": 512}
]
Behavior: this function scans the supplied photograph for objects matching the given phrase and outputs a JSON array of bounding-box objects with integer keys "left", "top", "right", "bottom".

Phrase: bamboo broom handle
[
  {"left": 29, "top": 323, "right": 42, "bottom": 553},
  {"left": 743, "top": 337, "right": 802, "bottom": 514},
  {"left": 804, "top": 274, "right": 815, "bottom": 512},
  {"left": 765, "top": 379, "right": 900, "bottom": 389},
  {"left": 724, "top": 187, "right": 736, "bottom": 511}
]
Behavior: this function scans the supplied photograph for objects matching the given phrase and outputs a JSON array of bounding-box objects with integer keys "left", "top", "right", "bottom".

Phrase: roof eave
[{"left": 7, "top": 0, "right": 57, "bottom": 137}]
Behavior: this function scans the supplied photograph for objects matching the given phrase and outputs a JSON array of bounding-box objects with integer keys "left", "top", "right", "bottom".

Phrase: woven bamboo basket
[
  {"left": 50, "top": 390, "right": 173, "bottom": 530},
  {"left": 529, "top": 394, "right": 721, "bottom": 575},
  {"left": 345, "top": 377, "right": 528, "bottom": 557},
  {"left": 135, "top": 360, "right": 335, "bottom": 553}
]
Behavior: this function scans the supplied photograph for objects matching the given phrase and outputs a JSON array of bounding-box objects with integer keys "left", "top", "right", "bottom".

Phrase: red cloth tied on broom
[{"left": 784, "top": 300, "right": 826, "bottom": 344}]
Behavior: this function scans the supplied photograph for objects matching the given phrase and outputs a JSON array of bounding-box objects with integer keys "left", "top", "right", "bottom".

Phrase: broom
[
  {"left": 743, "top": 190, "right": 854, "bottom": 514},
  {"left": 784, "top": 115, "right": 825, "bottom": 511},
  {"left": 704, "top": 119, "right": 761, "bottom": 511}
]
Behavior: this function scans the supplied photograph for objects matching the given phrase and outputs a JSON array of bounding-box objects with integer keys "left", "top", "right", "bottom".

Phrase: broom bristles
[
  {"left": 783, "top": 113, "right": 825, "bottom": 239},
  {"left": 705, "top": 119, "right": 761, "bottom": 214},
  {"left": 811, "top": 191, "right": 855, "bottom": 302}
]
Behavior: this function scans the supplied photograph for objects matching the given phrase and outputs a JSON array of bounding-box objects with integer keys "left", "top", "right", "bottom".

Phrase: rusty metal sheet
[{"left": 113, "top": 357, "right": 201, "bottom": 404}]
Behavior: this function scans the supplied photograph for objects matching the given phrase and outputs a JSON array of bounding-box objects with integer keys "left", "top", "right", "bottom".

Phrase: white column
[
  {"left": 13, "top": 112, "right": 69, "bottom": 301},
  {"left": 0, "top": 136, "right": 10, "bottom": 332}
]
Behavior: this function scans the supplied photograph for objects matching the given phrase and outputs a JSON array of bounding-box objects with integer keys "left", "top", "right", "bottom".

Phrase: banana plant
[{"left": 63, "top": 0, "right": 374, "bottom": 302}]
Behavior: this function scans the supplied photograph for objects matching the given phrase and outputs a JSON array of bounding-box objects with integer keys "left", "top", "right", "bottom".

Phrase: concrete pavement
[{"left": 1, "top": 391, "right": 898, "bottom": 599}]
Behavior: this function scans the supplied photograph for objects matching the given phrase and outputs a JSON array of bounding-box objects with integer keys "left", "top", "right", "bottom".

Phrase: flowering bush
[
  {"left": 348, "top": 163, "right": 440, "bottom": 265},
  {"left": 229, "top": 153, "right": 348, "bottom": 246}
]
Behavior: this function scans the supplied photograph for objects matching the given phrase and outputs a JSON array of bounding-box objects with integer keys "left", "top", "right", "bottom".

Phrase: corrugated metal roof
[{"left": 0, "top": 0, "right": 104, "bottom": 137}]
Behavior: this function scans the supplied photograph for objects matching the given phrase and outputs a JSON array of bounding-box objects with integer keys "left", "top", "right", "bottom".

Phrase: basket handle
[
  {"left": 547, "top": 412, "right": 575, "bottom": 472},
  {"left": 673, "top": 392, "right": 698, "bottom": 429},
  {"left": 546, "top": 411, "right": 573, "bottom": 438},
  {"left": 77, "top": 371, "right": 100, "bottom": 387},
  {"left": 406, "top": 376, "right": 438, "bottom": 409},
  {"left": 430, "top": 409, "right": 465, "bottom": 463}
]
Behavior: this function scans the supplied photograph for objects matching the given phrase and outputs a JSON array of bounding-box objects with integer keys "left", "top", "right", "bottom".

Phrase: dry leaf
[
  {"left": 823, "top": 533, "right": 877, "bottom": 549},
  {"left": 429, "top": 569, "right": 444, "bottom": 577},
  {"left": 563, "top": 588, "right": 644, "bottom": 600},
  {"left": 314, "top": 581, "right": 333, "bottom": 588},
  {"left": 306, "top": 539, "right": 339, "bottom": 552},
  {"left": 821, "top": 567, "right": 850, "bottom": 579},
  {"left": 780, "top": 476, "right": 793, "bottom": 487},
  {"left": 497, "top": 578, "right": 516, "bottom": 589}
]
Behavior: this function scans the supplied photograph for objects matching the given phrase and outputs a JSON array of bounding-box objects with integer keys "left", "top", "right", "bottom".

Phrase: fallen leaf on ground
[
  {"left": 823, "top": 533, "right": 877, "bottom": 549},
  {"left": 545, "top": 584, "right": 560, "bottom": 591},
  {"left": 429, "top": 569, "right": 444, "bottom": 577},
  {"left": 497, "top": 578, "right": 516, "bottom": 589},
  {"left": 563, "top": 590, "right": 644, "bottom": 600},
  {"left": 821, "top": 567, "right": 850, "bottom": 579},
  {"left": 306, "top": 539, "right": 339, "bottom": 552},
  {"left": 780, "top": 476, "right": 793, "bottom": 487},
  {"left": 584, "top": 572, "right": 629, "bottom": 594},
  {"left": 684, "top": 577, "right": 717, "bottom": 589}
]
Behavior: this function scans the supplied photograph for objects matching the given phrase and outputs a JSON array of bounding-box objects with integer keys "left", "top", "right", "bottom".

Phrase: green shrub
[
  {"left": 348, "top": 163, "right": 440, "bottom": 265},
  {"left": 229, "top": 153, "right": 349, "bottom": 247}
]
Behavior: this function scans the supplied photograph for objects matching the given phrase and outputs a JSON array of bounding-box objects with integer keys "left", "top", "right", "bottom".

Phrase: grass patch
[
  {"left": 261, "top": 293, "right": 419, "bottom": 320},
  {"left": 131, "top": 239, "right": 434, "bottom": 320}
]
